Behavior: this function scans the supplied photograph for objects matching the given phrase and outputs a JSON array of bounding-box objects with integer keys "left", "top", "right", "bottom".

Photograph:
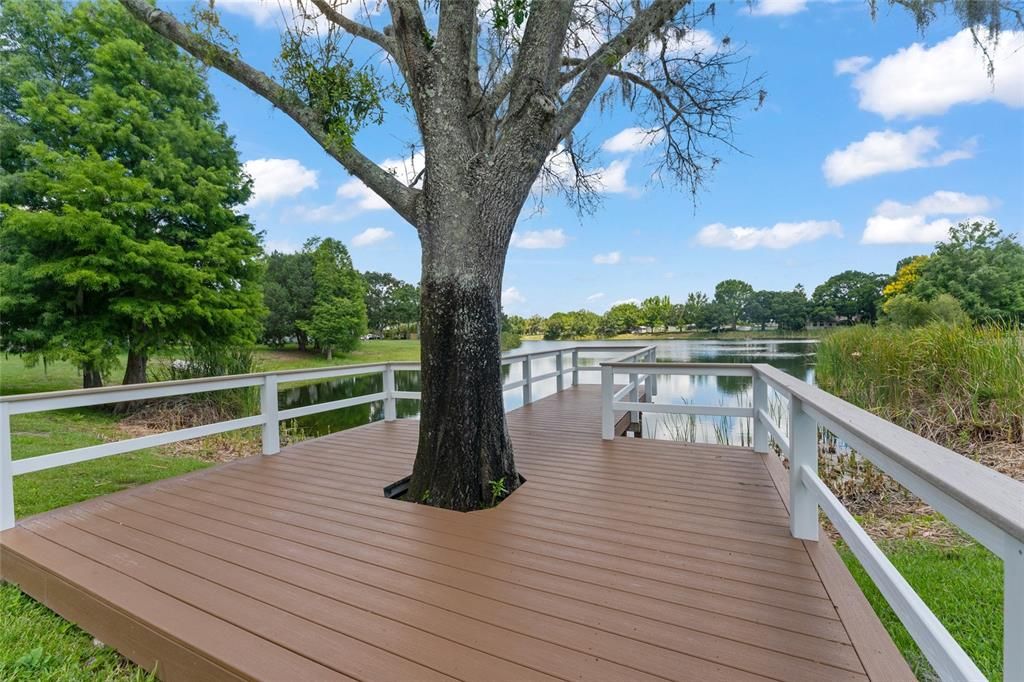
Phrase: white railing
[
  {"left": 599, "top": 354, "right": 1024, "bottom": 682},
  {"left": 0, "top": 344, "right": 647, "bottom": 532}
]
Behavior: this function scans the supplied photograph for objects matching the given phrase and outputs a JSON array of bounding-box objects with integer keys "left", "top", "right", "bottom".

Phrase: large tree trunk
[
  {"left": 122, "top": 346, "right": 148, "bottom": 385},
  {"left": 407, "top": 221, "right": 520, "bottom": 511}
]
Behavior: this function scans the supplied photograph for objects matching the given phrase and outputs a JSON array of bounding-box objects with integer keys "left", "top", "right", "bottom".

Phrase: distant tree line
[
  {"left": 514, "top": 222, "right": 1023, "bottom": 340},
  {"left": 262, "top": 239, "right": 420, "bottom": 357}
]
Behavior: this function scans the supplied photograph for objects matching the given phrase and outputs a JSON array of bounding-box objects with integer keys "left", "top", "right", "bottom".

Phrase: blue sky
[{"left": 197, "top": 1, "right": 1023, "bottom": 315}]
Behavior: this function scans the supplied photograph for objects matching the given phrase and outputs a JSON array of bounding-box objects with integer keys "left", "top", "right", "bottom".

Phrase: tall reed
[{"left": 816, "top": 322, "right": 1023, "bottom": 449}]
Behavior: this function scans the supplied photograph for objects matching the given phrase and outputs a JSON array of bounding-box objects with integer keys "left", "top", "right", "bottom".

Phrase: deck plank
[{"left": 1, "top": 385, "right": 912, "bottom": 681}]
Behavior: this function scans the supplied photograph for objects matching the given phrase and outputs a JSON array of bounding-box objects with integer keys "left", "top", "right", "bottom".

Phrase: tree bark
[
  {"left": 83, "top": 362, "right": 103, "bottom": 389},
  {"left": 407, "top": 223, "right": 519, "bottom": 511},
  {"left": 122, "top": 346, "right": 148, "bottom": 385}
]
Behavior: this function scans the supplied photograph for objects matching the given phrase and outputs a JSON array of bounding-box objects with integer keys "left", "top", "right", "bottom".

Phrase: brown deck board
[{"left": 1, "top": 384, "right": 912, "bottom": 681}]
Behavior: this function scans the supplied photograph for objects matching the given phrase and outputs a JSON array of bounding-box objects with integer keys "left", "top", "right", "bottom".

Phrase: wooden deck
[{"left": 0, "top": 385, "right": 912, "bottom": 681}]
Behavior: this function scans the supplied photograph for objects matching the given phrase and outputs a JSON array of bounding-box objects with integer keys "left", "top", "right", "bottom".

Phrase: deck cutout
[{"left": 383, "top": 473, "right": 527, "bottom": 508}]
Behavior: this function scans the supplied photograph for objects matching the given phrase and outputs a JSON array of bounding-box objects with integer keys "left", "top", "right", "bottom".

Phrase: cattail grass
[{"left": 816, "top": 322, "right": 1023, "bottom": 450}]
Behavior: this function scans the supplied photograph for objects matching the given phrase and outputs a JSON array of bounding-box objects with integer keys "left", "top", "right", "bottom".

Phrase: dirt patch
[{"left": 115, "top": 398, "right": 261, "bottom": 463}]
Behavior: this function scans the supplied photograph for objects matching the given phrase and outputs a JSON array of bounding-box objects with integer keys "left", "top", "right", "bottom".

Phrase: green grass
[
  {"left": 837, "top": 539, "right": 1004, "bottom": 681},
  {"left": 0, "top": 340, "right": 423, "bottom": 679},
  {"left": 0, "top": 584, "right": 156, "bottom": 682}
]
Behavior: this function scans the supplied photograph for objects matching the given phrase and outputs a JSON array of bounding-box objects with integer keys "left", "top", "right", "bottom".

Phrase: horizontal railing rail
[
  {"left": 0, "top": 344, "right": 648, "bottom": 531},
  {"left": 598, "top": 355, "right": 1023, "bottom": 681}
]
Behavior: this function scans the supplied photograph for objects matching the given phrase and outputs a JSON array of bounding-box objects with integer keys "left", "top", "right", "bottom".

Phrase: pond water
[{"left": 281, "top": 338, "right": 817, "bottom": 445}]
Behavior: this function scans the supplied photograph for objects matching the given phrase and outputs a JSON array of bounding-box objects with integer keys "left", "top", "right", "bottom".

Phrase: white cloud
[
  {"left": 846, "top": 30, "right": 1024, "bottom": 119},
  {"left": 594, "top": 159, "right": 632, "bottom": 193},
  {"left": 834, "top": 56, "right": 872, "bottom": 76},
  {"left": 822, "top": 127, "right": 975, "bottom": 186},
  {"left": 336, "top": 150, "right": 424, "bottom": 213},
  {"left": 502, "top": 287, "right": 526, "bottom": 305},
  {"left": 862, "top": 191, "right": 992, "bottom": 244},
  {"left": 510, "top": 229, "right": 568, "bottom": 249},
  {"left": 351, "top": 227, "right": 395, "bottom": 247},
  {"left": 586, "top": 292, "right": 605, "bottom": 302},
  {"left": 593, "top": 251, "right": 622, "bottom": 265},
  {"left": 217, "top": 0, "right": 376, "bottom": 30},
  {"left": 696, "top": 220, "right": 842, "bottom": 250},
  {"left": 602, "top": 127, "right": 664, "bottom": 154},
  {"left": 264, "top": 239, "right": 301, "bottom": 254},
  {"left": 243, "top": 158, "right": 318, "bottom": 206},
  {"left": 538, "top": 146, "right": 635, "bottom": 196},
  {"left": 750, "top": 0, "right": 808, "bottom": 16},
  {"left": 337, "top": 179, "right": 390, "bottom": 211}
]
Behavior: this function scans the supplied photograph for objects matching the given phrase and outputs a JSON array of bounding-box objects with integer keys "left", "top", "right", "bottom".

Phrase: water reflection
[{"left": 279, "top": 338, "right": 817, "bottom": 445}]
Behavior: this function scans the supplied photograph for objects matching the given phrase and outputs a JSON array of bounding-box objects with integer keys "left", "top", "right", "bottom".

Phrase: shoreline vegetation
[{"left": 818, "top": 322, "right": 1022, "bottom": 682}]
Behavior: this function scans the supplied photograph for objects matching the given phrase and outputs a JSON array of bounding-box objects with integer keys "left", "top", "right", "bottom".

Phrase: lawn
[
  {"left": 837, "top": 539, "right": 1004, "bottom": 681},
  {"left": 0, "top": 341, "right": 420, "bottom": 680}
]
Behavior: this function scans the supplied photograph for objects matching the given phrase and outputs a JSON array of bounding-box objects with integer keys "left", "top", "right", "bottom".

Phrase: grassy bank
[
  {"left": 817, "top": 323, "right": 1020, "bottom": 680},
  {"left": 837, "top": 541, "right": 1003, "bottom": 681},
  {"left": 0, "top": 340, "right": 420, "bottom": 679}
]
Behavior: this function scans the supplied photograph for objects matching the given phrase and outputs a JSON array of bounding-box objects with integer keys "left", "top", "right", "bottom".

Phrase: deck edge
[
  {"left": 760, "top": 451, "right": 916, "bottom": 682},
  {"left": 0, "top": 532, "right": 246, "bottom": 682}
]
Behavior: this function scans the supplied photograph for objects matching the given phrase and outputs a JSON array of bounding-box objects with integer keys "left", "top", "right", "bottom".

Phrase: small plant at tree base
[
  {"left": 489, "top": 478, "right": 509, "bottom": 507},
  {"left": 420, "top": 489, "right": 430, "bottom": 503}
]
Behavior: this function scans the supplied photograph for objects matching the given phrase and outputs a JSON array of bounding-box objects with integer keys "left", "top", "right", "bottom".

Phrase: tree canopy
[
  {"left": 300, "top": 238, "right": 368, "bottom": 359},
  {"left": 910, "top": 221, "right": 1024, "bottom": 322},
  {"left": 0, "top": 0, "right": 264, "bottom": 387},
  {"left": 363, "top": 271, "right": 420, "bottom": 336}
]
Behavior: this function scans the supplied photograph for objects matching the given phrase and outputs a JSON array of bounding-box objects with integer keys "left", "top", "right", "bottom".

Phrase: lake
[{"left": 281, "top": 338, "right": 818, "bottom": 445}]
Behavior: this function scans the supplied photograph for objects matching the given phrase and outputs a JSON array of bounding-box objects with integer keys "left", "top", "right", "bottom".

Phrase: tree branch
[
  {"left": 118, "top": 0, "right": 420, "bottom": 225},
  {"left": 551, "top": 0, "right": 689, "bottom": 143},
  {"left": 308, "top": 0, "right": 395, "bottom": 55}
]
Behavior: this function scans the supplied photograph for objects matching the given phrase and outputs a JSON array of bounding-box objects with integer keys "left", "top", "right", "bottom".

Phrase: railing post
[
  {"left": 1006, "top": 539, "right": 1024, "bottom": 682},
  {"left": 789, "top": 396, "right": 818, "bottom": 540},
  {"left": 383, "top": 364, "right": 397, "bottom": 421},
  {"left": 555, "top": 352, "right": 564, "bottom": 393},
  {"left": 644, "top": 348, "right": 656, "bottom": 398},
  {"left": 601, "top": 365, "right": 614, "bottom": 440},
  {"left": 522, "top": 356, "right": 532, "bottom": 405},
  {"left": 628, "top": 371, "right": 639, "bottom": 423},
  {"left": 752, "top": 371, "right": 768, "bottom": 454},
  {"left": 261, "top": 375, "right": 280, "bottom": 455},
  {"left": 571, "top": 349, "right": 579, "bottom": 386},
  {"left": 0, "top": 402, "right": 14, "bottom": 531}
]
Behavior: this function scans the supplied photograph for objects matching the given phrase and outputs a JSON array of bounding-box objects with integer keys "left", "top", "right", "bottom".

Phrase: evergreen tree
[
  {"left": 0, "top": 0, "right": 263, "bottom": 387},
  {"left": 300, "top": 238, "right": 367, "bottom": 358}
]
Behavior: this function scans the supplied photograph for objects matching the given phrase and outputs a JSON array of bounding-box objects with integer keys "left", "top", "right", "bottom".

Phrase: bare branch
[
  {"left": 308, "top": 0, "right": 395, "bottom": 54},
  {"left": 118, "top": 0, "right": 419, "bottom": 224},
  {"left": 552, "top": 0, "right": 689, "bottom": 142}
]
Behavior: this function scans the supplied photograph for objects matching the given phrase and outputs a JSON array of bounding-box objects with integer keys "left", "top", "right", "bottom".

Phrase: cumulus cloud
[
  {"left": 750, "top": 0, "right": 808, "bottom": 16},
  {"left": 540, "top": 147, "right": 635, "bottom": 195},
  {"left": 844, "top": 30, "right": 1024, "bottom": 119},
  {"left": 336, "top": 150, "right": 423, "bottom": 212},
  {"left": 510, "top": 229, "right": 568, "bottom": 249},
  {"left": 502, "top": 287, "right": 526, "bottom": 305},
  {"left": 823, "top": 127, "right": 975, "bottom": 186},
  {"left": 834, "top": 56, "right": 872, "bottom": 75},
  {"left": 862, "top": 191, "right": 992, "bottom": 244},
  {"left": 217, "top": 0, "right": 377, "bottom": 30},
  {"left": 243, "top": 158, "right": 318, "bottom": 206},
  {"left": 696, "top": 220, "right": 842, "bottom": 250},
  {"left": 264, "top": 239, "right": 301, "bottom": 254},
  {"left": 594, "top": 159, "right": 632, "bottom": 193},
  {"left": 351, "top": 227, "right": 394, "bottom": 247},
  {"left": 593, "top": 251, "right": 622, "bottom": 265},
  {"left": 602, "top": 127, "right": 664, "bottom": 154}
]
